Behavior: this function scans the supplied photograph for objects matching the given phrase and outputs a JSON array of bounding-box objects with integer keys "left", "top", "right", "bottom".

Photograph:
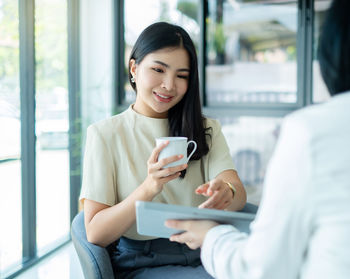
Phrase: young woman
[{"left": 80, "top": 22, "right": 246, "bottom": 278}]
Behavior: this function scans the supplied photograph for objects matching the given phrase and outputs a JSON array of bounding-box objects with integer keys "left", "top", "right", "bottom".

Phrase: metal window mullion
[
  {"left": 199, "top": 0, "right": 208, "bottom": 106},
  {"left": 207, "top": 101, "right": 300, "bottom": 110},
  {"left": 203, "top": 106, "right": 295, "bottom": 118},
  {"left": 297, "top": 0, "right": 306, "bottom": 107},
  {"left": 67, "top": 0, "right": 81, "bottom": 223},
  {"left": 298, "top": 0, "right": 314, "bottom": 108},
  {"left": 113, "top": 0, "right": 124, "bottom": 109},
  {"left": 305, "top": 0, "right": 314, "bottom": 106},
  {"left": 19, "top": 0, "right": 37, "bottom": 262}
]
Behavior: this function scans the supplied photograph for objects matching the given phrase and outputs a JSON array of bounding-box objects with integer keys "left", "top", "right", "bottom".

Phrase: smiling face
[{"left": 130, "top": 47, "right": 190, "bottom": 118}]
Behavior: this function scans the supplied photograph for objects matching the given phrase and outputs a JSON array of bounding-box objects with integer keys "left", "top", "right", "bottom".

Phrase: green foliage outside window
[{"left": 177, "top": 1, "right": 198, "bottom": 22}]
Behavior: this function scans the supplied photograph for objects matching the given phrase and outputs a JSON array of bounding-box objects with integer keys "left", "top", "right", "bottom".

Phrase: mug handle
[{"left": 186, "top": 140, "right": 197, "bottom": 163}]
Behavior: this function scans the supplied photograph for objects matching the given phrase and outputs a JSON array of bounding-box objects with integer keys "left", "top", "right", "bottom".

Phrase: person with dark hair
[
  {"left": 166, "top": 1, "right": 350, "bottom": 278},
  {"left": 79, "top": 22, "right": 246, "bottom": 278}
]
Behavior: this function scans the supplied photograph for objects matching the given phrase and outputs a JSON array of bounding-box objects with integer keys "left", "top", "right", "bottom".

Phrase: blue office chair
[
  {"left": 71, "top": 211, "right": 116, "bottom": 279},
  {"left": 71, "top": 203, "right": 258, "bottom": 279}
]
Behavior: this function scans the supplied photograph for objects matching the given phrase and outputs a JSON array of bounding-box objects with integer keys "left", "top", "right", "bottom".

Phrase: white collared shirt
[{"left": 201, "top": 92, "right": 350, "bottom": 279}]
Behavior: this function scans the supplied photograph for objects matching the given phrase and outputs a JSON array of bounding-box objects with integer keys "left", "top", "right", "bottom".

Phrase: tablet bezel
[{"left": 135, "top": 201, "right": 255, "bottom": 238}]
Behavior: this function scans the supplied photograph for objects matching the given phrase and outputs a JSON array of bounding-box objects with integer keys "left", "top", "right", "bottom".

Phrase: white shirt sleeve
[{"left": 201, "top": 116, "right": 315, "bottom": 279}]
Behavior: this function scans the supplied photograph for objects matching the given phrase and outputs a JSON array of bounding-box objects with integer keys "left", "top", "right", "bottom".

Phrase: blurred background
[{"left": 0, "top": 0, "right": 332, "bottom": 277}]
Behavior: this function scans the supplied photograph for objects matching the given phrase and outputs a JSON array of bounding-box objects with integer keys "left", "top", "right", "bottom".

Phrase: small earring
[{"left": 131, "top": 76, "right": 135, "bottom": 83}]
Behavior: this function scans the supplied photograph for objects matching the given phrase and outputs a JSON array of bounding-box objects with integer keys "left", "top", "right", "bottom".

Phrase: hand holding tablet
[{"left": 135, "top": 201, "right": 256, "bottom": 239}]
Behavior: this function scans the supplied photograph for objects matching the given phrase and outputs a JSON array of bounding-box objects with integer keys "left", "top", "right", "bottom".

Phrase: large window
[
  {"left": 80, "top": 0, "right": 114, "bottom": 134},
  {"left": 0, "top": 0, "right": 75, "bottom": 277},
  {"left": 35, "top": 0, "right": 70, "bottom": 254},
  {"left": 204, "top": 0, "right": 298, "bottom": 203},
  {"left": 206, "top": 0, "right": 298, "bottom": 105},
  {"left": 0, "top": 0, "right": 22, "bottom": 273}
]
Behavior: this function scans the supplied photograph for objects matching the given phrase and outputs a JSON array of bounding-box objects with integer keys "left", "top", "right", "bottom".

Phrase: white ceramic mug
[{"left": 156, "top": 137, "right": 197, "bottom": 168}]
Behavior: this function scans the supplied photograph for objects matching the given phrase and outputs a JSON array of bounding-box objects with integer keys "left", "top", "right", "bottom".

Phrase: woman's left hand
[
  {"left": 165, "top": 219, "right": 218, "bottom": 249},
  {"left": 196, "top": 178, "right": 234, "bottom": 210}
]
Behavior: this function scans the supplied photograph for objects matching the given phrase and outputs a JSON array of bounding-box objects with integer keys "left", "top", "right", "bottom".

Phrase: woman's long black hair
[{"left": 129, "top": 22, "right": 210, "bottom": 177}]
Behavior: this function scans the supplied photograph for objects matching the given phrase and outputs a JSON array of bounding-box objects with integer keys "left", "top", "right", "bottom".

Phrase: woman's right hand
[{"left": 142, "top": 141, "right": 188, "bottom": 196}]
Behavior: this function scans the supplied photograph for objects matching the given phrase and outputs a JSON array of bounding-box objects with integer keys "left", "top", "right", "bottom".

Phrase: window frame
[
  {"left": 3, "top": 0, "right": 81, "bottom": 277},
  {"left": 113, "top": 0, "right": 315, "bottom": 117}
]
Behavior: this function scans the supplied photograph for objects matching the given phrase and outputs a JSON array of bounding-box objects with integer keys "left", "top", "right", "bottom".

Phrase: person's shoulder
[
  {"left": 87, "top": 109, "right": 130, "bottom": 136},
  {"left": 204, "top": 117, "right": 221, "bottom": 129},
  {"left": 282, "top": 94, "right": 350, "bottom": 143},
  {"left": 286, "top": 93, "right": 350, "bottom": 128},
  {"left": 282, "top": 105, "right": 320, "bottom": 139}
]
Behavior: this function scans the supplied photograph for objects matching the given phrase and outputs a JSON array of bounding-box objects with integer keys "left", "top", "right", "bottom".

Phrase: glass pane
[
  {"left": 80, "top": 0, "right": 114, "bottom": 134},
  {"left": 218, "top": 116, "right": 282, "bottom": 205},
  {"left": 124, "top": 0, "right": 200, "bottom": 104},
  {"left": 206, "top": 0, "right": 297, "bottom": 105},
  {"left": 35, "top": 0, "right": 70, "bottom": 253},
  {"left": 313, "top": 0, "right": 332, "bottom": 103},
  {"left": 0, "top": 0, "right": 22, "bottom": 273}
]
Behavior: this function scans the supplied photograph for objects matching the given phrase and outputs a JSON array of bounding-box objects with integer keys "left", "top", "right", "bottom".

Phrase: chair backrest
[{"left": 71, "top": 211, "right": 115, "bottom": 279}]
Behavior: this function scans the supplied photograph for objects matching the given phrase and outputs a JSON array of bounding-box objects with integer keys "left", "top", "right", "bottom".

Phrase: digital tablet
[{"left": 135, "top": 201, "right": 256, "bottom": 239}]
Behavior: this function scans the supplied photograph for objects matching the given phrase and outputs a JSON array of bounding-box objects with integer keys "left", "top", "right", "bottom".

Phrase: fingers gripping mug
[{"left": 156, "top": 137, "right": 197, "bottom": 168}]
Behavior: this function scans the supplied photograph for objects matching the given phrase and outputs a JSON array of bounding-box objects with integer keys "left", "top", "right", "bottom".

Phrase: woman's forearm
[{"left": 85, "top": 183, "right": 156, "bottom": 247}]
